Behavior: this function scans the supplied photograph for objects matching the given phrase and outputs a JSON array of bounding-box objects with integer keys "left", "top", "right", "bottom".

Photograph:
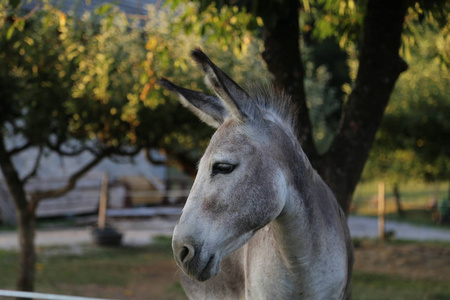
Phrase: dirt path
[
  {"left": 0, "top": 216, "right": 449, "bottom": 250},
  {"left": 0, "top": 217, "right": 177, "bottom": 250}
]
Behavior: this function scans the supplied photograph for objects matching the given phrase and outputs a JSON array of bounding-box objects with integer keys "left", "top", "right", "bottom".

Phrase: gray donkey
[{"left": 160, "top": 49, "right": 354, "bottom": 300}]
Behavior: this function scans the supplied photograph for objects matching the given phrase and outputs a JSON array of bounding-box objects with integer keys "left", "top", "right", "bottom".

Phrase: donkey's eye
[{"left": 212, "top": 163, "right": 236, "bottom": 176}]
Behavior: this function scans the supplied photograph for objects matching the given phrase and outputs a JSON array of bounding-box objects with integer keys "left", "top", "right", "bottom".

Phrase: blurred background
[{"left": 0, "top": 0, "right": 449, "bottom": 299}]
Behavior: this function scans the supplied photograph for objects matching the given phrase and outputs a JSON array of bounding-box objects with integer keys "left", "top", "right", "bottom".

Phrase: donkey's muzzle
[{"left": 173, "top": 240, "right": 219, "bottom": 282}]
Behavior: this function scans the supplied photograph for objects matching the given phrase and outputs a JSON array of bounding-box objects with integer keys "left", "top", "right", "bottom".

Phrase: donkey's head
[{"left": 160, "top": 49, "right": 296, "bottom": 282}]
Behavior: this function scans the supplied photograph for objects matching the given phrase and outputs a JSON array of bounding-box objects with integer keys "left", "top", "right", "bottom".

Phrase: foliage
[
  {"left": 0, "top": 0, "right": 267, "bottom": 166},
  {"left": 304, "top": 0, "right": 365, "bottom": 49},
  {"left": 362, "top": 24, "right": 450, "bottom": 183},
  {"left": 303, "top": 0, "right": 449, "bottom": 157},
  {"left": 297, "top": 0, "right": 450, "bottom": 183},
  {"left": 0, "top": 1, "right": 142, "bottom": 154},
  {"left": 305, "top": 0, "right": 449, "bottom": 55},
  {"left": 140, "top": 2, "right": 268, "bottom": 162},
  {"left": 0, "top": 0, "right": 268, "bottom": 292},
  {"left": 303, "top": 59, "right": 339, "bottom": 153}
]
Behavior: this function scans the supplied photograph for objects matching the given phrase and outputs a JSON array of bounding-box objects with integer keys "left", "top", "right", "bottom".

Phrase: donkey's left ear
[
  {"left": 159, "top": 78, "right": 227, "bottom": 128},
  {"left": 191, "top": 49, "right": 253, "bottom": 123}
]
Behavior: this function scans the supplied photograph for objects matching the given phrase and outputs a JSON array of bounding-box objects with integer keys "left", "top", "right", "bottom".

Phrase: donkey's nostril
[
  {"left": 179, "top": 246, "right": 189, "bottom": 262},
  {"left": 178, "top": 244, "right": 195, "bottom": 263}
]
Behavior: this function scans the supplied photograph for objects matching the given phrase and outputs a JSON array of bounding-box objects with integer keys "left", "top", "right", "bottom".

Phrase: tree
[
  {"left": 362, "top": 19, "right": 450, "bottom": 212},
  {"left": 0, "top": 1, "right": 266, "bottom": 293},
  {"left": 166, "top": 0, "right": 448, "bottom": 215},
  {"left": 0, "top": 3, "right": 147, "bottom": 292},
  {"left": 2, "top": 0, "right": 447, "bottom": 293}
]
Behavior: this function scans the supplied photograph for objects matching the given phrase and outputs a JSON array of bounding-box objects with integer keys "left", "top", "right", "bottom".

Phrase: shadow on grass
[{"left": 353, "top": 272, "right": 450, "bottom": 300}]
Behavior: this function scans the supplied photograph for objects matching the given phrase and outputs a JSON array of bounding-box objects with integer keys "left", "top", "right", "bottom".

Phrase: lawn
[
  {"left": 0, "top": 236, "right": 186, "bottom": 300},
  {"left": 352, "top": 272, "right": 450, "bottom": 300},
  {"left": 352, "top": 180, "right": 449, "bottom": 228},
  {"left": 0, "top": 237, "right": 449, "bottom": 300}
]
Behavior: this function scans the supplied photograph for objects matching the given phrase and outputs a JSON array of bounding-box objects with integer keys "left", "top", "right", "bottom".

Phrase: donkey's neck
[
  {"left": 266, "top": 128, "right": 340, "bottom": 295},
  {"left": 272, "top": 149, "right": 320, "bottom": 271},
  {"left": 243, "top": 119, "right": 350, "bottom": 299}
]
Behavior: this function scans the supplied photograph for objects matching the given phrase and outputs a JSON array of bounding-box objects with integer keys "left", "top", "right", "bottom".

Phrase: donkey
[{"left": 160, "top": 49, "right": 354, "bottom": 300}]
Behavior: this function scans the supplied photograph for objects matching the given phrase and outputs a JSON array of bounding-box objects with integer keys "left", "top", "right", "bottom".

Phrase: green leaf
[
  {"left": 95, "top": 3, "right": 112, "bottom": 16},
  {"left": 6, "top": 26, "right": 14, "bottom": 40},
  {"left": 9, "top": 0, "right": 21, "bottom": 9}
]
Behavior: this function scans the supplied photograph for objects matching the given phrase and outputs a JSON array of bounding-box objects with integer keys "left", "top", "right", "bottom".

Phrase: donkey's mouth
[
  {"left": 187, "top": 253, "right": 219, "bottom": 282},
  {"left": 198, "top": 254, "right": 218, "bottom": 281}
]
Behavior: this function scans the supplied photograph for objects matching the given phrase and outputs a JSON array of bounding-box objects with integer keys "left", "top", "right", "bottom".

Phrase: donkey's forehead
[{"left": 203, "top": 120, "right": 258, "bottom": 158}]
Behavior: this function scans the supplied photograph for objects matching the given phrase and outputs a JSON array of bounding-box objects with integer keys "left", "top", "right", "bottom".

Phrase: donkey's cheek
[{"left": 201, "top": 196, "right": 229, "bottom": 215}]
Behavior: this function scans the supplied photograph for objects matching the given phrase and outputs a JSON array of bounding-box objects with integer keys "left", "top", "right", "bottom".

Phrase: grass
[
  {"left": 1, "top": 238, "right": 449, "bottom": 299},
  {"left": 353, "top": 272, "right": 450, "bottom": 300},
  {"left": 352, "top": 180, "right": 449, "bottom": 228},
  {"left": 0, "top": 237, "right": 186, "bottom": 299},
  {"left": 353, "top": 180, "right": 447, "bottom": 208}
]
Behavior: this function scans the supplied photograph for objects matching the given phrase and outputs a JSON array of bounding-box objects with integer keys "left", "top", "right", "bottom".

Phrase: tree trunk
[
  {"left": 258, "top": 0, "right": 408, "bottom": 215},
  {"left": 318, "top": 0, "right": 408, "bottom": 214},
  {"left": 16, "top": 209, "right": 36, "bottom": 295},
  {"left": 0, "top": 136, "right": 108, "bottom": 295},
  {"left": 393, "top": 183, "right": 405, "bottom": 217},
  {"left": 0, "top": 137, "right": 36, "bottom": 296},
  {"left": 259, "top": 0, "right": 318, "bottom": 161}
]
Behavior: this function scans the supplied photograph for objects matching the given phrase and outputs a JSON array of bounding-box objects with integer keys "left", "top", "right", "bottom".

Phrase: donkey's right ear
[{"left": 159, "top": 78, "right": 227, "bottom": 128}]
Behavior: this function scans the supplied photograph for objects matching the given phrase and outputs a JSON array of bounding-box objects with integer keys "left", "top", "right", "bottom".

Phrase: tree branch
[
  {"left": 29, "top": 149, "right": 111, "bottom": 211},
  {"left": 46, "top": 140, "right": 89, "bottom": 156},
  {"left": 0, "top": 135, "right": 28, "bottom": 212},
  {"left": 20, "top": 2, "right": 41, "bottom": 21},
  {"left": 110, "top": 145, "right": 142, "bottom": 157},
  {"left": 28, "top": 144, "right": 141, "bottom": 211},
  {"left": 7, "top": 141, "right": 32, "bottom": 156},
  {"left": 260, "top": 0, "right": 318, "bottom": 161},
  {"left": 21, "top": 147, "right": 43, "bottom": 184},
  {"left": 145, "top": 148, "right": 166, "bottom": 165}
]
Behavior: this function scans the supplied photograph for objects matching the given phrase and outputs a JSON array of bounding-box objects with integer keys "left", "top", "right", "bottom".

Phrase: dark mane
[{"left": 248, "top": 84, "right": 299, "bottom": 137}]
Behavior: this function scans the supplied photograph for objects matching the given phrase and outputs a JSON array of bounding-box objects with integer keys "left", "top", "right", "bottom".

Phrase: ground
[
  {"left": 1, "top": 216, "right": 449, "bottom": 299},
  {"left": 1, "top": 238, "right": 449, "bottom": 300},
  {"left": 354, "top": 240, "right": 450, "bottom": 283},
  {"left": 352, "top": 240, "right": 450, "bottom": 300}
]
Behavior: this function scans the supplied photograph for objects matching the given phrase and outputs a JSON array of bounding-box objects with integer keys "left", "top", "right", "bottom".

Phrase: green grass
[
  {"left": 385, "top": 209, "right": 445, "bottom": 227},
  {"left": 352, "top": 180, "right": 449, "bottom": 228},
  {"left": 0, "top": 245, "right": 169, "bottom": 289},
  {"left": 353, "top": 272, "right": 450, "bottom": 300},
  {"left": 353, "top": 180, "right": 447, "bottom": 207},
  {"left": 1, "top": 239, "right": 449, "bottom": 299},
  {"left": 0, "top": 237, "right": 183, "bottom": 299}
]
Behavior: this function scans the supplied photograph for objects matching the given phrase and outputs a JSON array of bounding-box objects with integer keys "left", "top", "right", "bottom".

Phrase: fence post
[
  {"left": 98, "top": 173, "right": 109, "bottom": 229},
  {"left": 378, "top": 181, "right": 386, "bottom": 241}
]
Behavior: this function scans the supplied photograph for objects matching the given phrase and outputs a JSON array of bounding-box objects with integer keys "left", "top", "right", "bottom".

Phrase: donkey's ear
[
  {"left": 191, "top": 49, "right": 252, "bottom": 123},
  {"left": 159, "top": 78, "right": 227, "bottom": 128}
]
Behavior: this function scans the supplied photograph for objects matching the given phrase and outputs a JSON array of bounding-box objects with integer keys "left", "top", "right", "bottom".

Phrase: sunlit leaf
[
  {"left": 95, "top": 3, "right": 112, "bottom": 15},
  {"left": 6, "top": 26, "right": 14, "bottom": 40}
]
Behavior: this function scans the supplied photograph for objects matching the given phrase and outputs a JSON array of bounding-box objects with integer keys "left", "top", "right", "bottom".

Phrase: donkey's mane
[{"left": 247, "top": 84, "right": 300, "bottom": 137}]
